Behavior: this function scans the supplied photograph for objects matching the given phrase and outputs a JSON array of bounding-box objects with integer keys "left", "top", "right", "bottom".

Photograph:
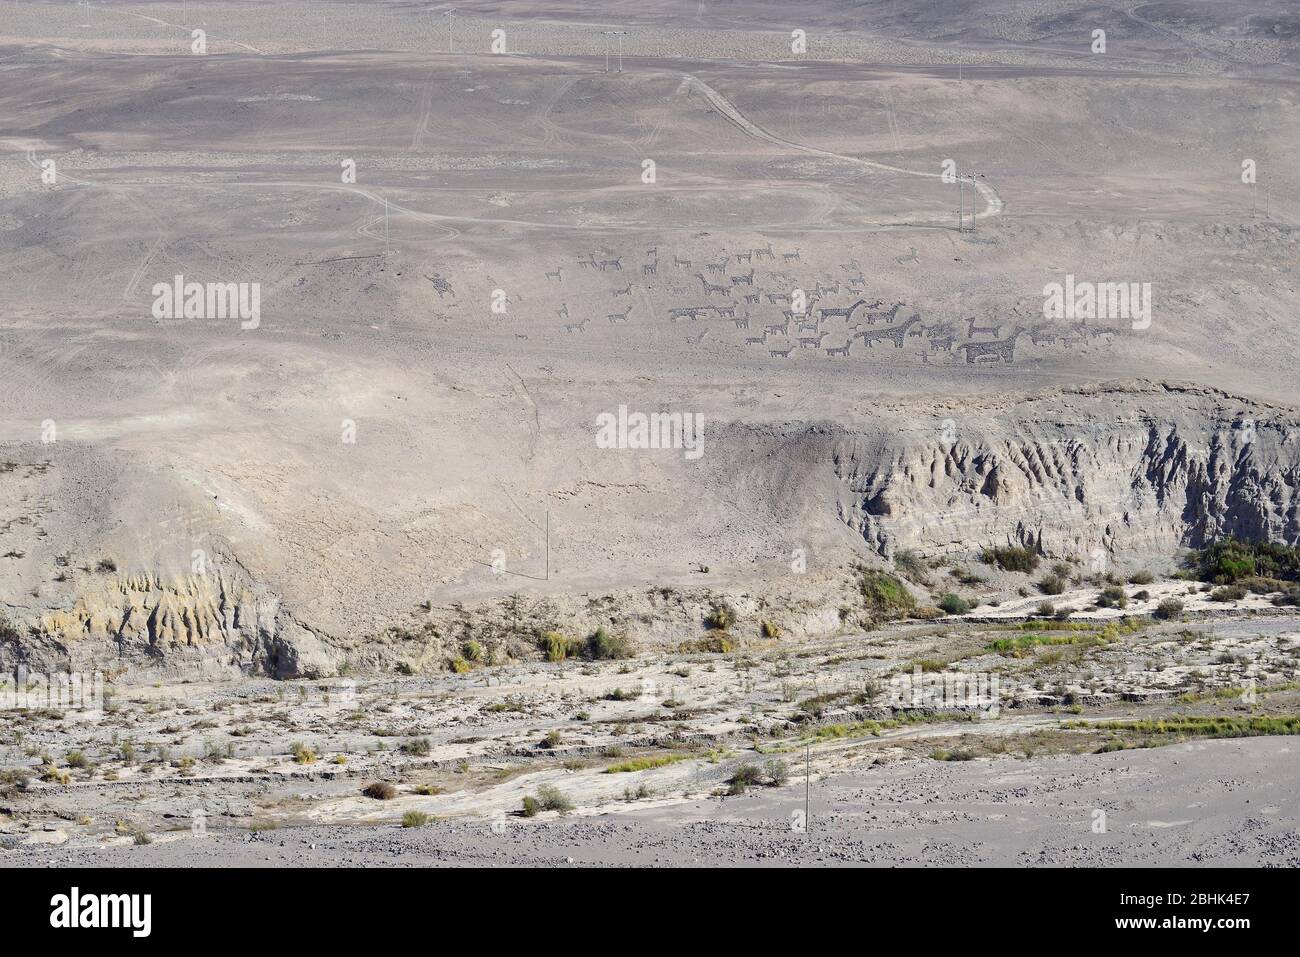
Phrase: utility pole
[
  {"left": 957, "top": 166, "right": 964, "bottom": 232},
  {"left": 603, "top": 30, "right": 626, "bottom": 73},
  {"left": 804, "top": 744, "right": 811, "bottom": 835},
  {"left": 445, "top": 8, "right": 456, "bottom": 54}
]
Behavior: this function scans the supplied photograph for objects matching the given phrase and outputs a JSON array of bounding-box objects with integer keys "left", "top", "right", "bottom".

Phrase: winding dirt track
[{"left": 682, "top": 73, "right": 1004, "bottom": 223}]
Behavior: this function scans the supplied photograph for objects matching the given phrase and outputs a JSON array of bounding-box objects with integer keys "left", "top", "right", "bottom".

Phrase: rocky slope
[
  {"left": 833, "top": 382, "right": 1300, "bottom": 562},
  {"left": 3, "top": 381, "right": 1298, "bottom": 680}
]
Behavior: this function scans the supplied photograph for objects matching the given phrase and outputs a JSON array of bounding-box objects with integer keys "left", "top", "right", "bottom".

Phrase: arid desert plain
[{"left": 1, "top": 0, "right": 1299, "bottom": 867}]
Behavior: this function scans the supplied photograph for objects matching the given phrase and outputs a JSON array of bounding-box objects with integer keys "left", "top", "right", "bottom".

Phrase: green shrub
[
  {"left": 937, "top": 593, "right": 971, "bottom": 615},
  {"left": 587, "top": 627, "right": 631, "bottom": 660},
  {"left": 759, "top": 619, "right": 781, "bottom": 639},
  {"left": 1038, "top": 574, "right": 1066, "bottom": 595},
  {"left": 363, "top": 781, "right": 397, "bottom": 800},
  {"left": 535, "top": 784, "right": 573, "bottom": 813},
  {"left": 705, "top": 600, "right": 735, "bottom": 631},
  {"left": 539, "top": 631, "right": 582, "bottom": 662},
  {"left": 763, "top": 758, "right": 789, "bottom": 786},
  {"left": 400, "top": 737, "right": 431, "bottom": 756},
  {"left": 1190, "top": 538, "right": 1300, "bottom": 585},
  {"left": 520, "top": 795, "right": 540, "bottom": 817},
  {"left": 401, "top": 811, "right": 433, "bottom": 828},
  {"left": 726, "top": 763, "right": 764, "bottom": 795},
  {"left": 1096, "top": 584, "right": 1127, "bottom": 609},
  {"left": 290, "top": 742, "right": 316, "bottom": 764},
  {"left": 1154, "top": 598, "right": 1184, "bottom": 620},
  {"left": 980, "top": 544, "right": 1040, "bottom": 573},
  {"left": 1128, "top": 570, "right": 1154, "bottom": 585},
  {"left": 859, "top": 569, "right": 916, "bottom": 621}
]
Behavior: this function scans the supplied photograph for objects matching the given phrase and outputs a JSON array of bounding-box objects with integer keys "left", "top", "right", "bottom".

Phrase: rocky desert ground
[{"left": 1, "top": 0, "right": 1298, "bottom": 868}]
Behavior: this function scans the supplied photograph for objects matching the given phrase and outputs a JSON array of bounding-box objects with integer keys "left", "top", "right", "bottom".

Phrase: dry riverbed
[{"left": 4, "top": 609, "right": 1298, "bottom": 865}]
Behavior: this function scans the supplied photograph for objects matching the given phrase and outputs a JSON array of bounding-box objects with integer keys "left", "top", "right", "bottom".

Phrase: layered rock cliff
[{"left": 833, "top": 382, "right": 1300, "bottom": 562}]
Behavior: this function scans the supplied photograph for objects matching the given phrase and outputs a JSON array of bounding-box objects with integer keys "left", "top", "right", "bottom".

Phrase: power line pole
[
  {"left": 445, "top": 8, "right": 456, "bottom": 54},
  {"left": 804, "top": 744, "right": 811, "bottom": 835},
  {"left": 603, "top": 31, "right": 626, "bottom": 73},
  {"left": 957, "top": 166, "right": 964, "bottom": 232}
]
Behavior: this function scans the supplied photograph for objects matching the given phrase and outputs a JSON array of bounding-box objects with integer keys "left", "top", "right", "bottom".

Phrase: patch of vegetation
[
  {"left": 363, "top": 781, "right": 398, "bottom": 800},
  {"left": 533, "top": 783, "right": 573, "bottom": 813},
  {"left": 400, "top": 737, "right": 431, "bottom": 756},
  {"left": 930, "top": 747, "right": 976, "bottom": 761},
  {"left": 1189, "top": 538, "right": 1300, "bottom": 585},
  {"left": 1095, "top": 584, "right": 1127, "bottom": 609},
  {"left": 1154, "top": 597, "right": 1184, "bottom": 620},
  {"left": 705, "top": 599, "right": 735, "bottom": 631},
  {"left": 980, "top": 544, "right": 1040, "bottom": 573},
  {"left": 1037, "top": 574, "right": 1066, "bottom": 595},
  {"left": 986, "top": 632, "right": 1105, "bottom": 657},
  {"left": 759, "top": 619, "right": 782, "bottom": 640},
  {"left": 401, "top": 811, "right": 433, "bottom": 828},
  {"left": 1209, "top": 584, "right": 1247, "bottom": 602},
  {"left": 1128, "top": 570, "right": 1154, "bottom": 585},
  {"left": 539, "top": 630, "right": 584, "bottom": 662},
  {"left": 1271, "top": 586, "right": 1300, "bottom": 607},
  {"left": 604, "top": 753, "right": 690, "bottom": 773},
  {"left": 1072, "top": 715, "right": 1300, "bottom": 749},
  {"left": 936, "top": 593, "right": 970, "bottom": 615},
  {"left": 587, "top": 627, "right": 632, "bottom": 660},
  {"left": 858, "top": 568, "right": 916, "bottom": 622},
  {"left": 290, "top": 742, "right": 316, "bottom": 764},
  {"left": 894, "top": 549, "right": 931, "bottom": 585},
  {"left": 678, "top": 633, "right": 734, "bottom": 653}
]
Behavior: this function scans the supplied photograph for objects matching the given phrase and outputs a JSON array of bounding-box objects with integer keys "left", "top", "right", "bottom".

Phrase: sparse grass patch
[{"left": 604, "top": 753, "right": 690, "bottom": 773}]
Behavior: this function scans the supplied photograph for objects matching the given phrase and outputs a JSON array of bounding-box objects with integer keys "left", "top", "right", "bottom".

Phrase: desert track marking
[{"left": 682, "top": 74, "right": 1003, "bottom": 222}]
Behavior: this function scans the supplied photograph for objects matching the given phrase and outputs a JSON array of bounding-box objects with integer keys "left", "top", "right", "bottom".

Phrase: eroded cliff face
[
  {"left": 834, "top": 383, "right": 1300, "bottom": 562},
  {"left": 3, "top": 568, "right": 336, "bottom": 680},
  {"left": 4, "top": 381, "right": 1299, "bottom": 680}
]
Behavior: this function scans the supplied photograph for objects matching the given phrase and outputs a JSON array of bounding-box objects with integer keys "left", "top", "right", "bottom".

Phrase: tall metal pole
[
  {"left": 446, "top": 9, "right": 456, "bottom": 53},
  {"left": 804, "top": 744, "right": 810, "bottom": 835},
  {"left": 957, "top": 167, "right": 964, "bottom": 232}
]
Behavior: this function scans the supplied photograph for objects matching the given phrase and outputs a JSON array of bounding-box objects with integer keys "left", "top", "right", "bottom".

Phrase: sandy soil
[{"left": 8, "top": 736, "right": 1298, "bottom": 867}]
